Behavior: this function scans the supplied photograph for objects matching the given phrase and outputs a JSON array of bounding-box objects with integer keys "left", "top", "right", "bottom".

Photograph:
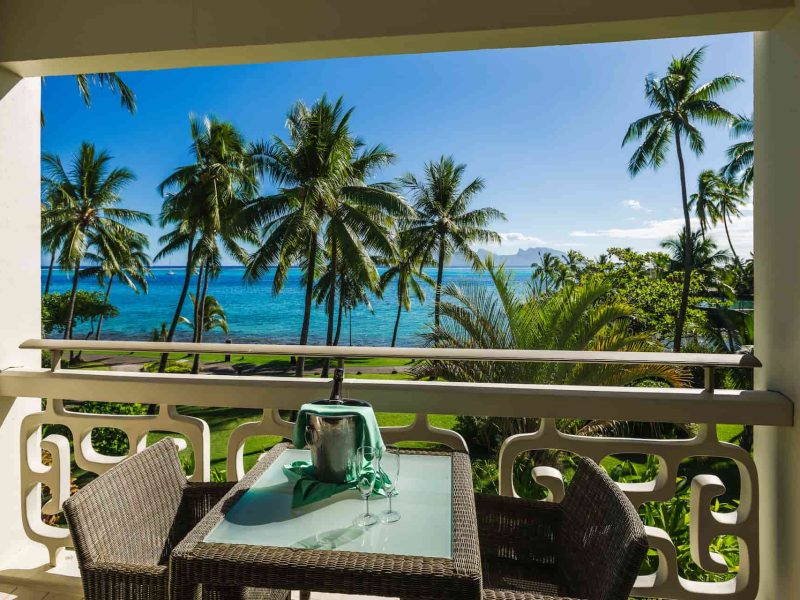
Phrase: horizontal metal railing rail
[
  {"left": 0, "top": 339, "right": 790, "bottom": 426},
  {"left": 19, "top": 338, "right": 763, "bottom": 368}
]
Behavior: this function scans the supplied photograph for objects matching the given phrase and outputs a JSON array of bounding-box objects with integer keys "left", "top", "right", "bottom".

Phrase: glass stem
[
  {"left": 389, "top": 492, "right": 393, "bottom": 512},
  {"left": 365, "top": 496, "right": 370, "bottom": 517}
]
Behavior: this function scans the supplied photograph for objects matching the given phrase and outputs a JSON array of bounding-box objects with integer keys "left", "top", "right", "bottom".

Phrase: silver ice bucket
[{"left": 304, "top": 367, "right": 371, "bottom": 483}]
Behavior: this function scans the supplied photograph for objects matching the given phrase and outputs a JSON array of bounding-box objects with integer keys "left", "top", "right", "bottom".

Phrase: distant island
[{"left": 449, "top": 247, "right": 567, "bottom": 268}]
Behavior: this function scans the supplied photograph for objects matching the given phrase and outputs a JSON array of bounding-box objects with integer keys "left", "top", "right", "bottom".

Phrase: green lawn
[{"left": 84, "top": 350, "right": 413, "bottom": 369}]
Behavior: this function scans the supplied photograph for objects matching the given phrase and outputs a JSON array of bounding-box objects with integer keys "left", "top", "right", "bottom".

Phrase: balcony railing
[{"left": 0, "top": 339, "right": 792, "bottom": 600}]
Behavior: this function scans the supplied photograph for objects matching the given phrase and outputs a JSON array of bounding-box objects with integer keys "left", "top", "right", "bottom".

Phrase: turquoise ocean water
[{"left": 44, "top": 266, "right": 533, "bottom": 347}]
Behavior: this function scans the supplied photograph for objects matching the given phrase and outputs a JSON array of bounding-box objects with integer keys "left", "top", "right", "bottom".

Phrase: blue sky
[{"left": 42, "top": 33, "right": 754, "bottom": 265}]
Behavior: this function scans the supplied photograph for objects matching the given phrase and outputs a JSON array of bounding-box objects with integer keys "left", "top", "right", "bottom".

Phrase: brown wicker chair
[
  {"left": 476, "top": 457, "right": 648, "bottom": 600},
  {"left": 63, "top": 438, "right": 289, "bottom": 600}
]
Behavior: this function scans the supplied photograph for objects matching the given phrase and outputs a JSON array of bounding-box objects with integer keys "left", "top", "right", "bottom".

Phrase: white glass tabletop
[{"left": 204, "top": 448, "right": 453, "bottom": 559}]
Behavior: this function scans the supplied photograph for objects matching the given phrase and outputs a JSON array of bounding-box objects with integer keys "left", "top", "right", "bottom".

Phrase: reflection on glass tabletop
[{"left": 205, "top": 448, "right": 453, "bottom": 559}]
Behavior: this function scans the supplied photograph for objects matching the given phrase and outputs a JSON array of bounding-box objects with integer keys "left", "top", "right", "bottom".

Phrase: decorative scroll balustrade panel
[
  {"left": 19, "top": 396, "right": 754, "bottom": 599},
  {"left": 2, "top": 341, "right": 789, "bottom": 600}
]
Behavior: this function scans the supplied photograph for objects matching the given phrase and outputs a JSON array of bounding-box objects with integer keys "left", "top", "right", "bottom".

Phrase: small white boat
[{"left": 168, "top": 270, "right": 176, "bottom": 276}]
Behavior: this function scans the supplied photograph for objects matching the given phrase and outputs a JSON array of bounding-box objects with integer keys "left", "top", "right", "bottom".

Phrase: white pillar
[
  {"left": 0, "top": 70, "right": 41, "bottom": 556},
  {"left": 754, "top": 10, "right": 800, "bottom": 600}
]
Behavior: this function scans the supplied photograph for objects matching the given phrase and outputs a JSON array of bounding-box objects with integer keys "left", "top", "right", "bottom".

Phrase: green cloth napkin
[
  {"left": 283, "top": 459, "right": 392, "bottom": 508},
  {"left": 286, "top": 403, "right": 389, "bottom": 508},
  {"left": 292, "top": 403, "right": 386, "bottom": 453}
]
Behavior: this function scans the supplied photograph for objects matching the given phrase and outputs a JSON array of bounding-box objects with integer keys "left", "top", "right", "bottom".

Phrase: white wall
[
  {"left": 0, "top": 69, "right": 41, "bottom": 549},
  {"left": 754, "top": 9, "right": 800, "bottom": 599}
]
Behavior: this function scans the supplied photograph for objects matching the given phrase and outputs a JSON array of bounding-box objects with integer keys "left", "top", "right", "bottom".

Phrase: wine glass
[
  {"left": 380, "top": 445, "right": 400, "bottom": 523},
  {"left": 355, "top": 445, "right": 378, "bottom": 527}
]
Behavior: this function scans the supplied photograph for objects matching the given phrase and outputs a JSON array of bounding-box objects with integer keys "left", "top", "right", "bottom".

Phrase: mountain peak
[{"left": 450, "top": 247, "right": 566, "bottom": 267}]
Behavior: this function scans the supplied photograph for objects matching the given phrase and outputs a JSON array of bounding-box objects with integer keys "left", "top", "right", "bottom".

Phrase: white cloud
[
  {"left": 570, "top": 214, "right": 753, "bottom": 254},
  {"left": 622, "top": 199, "right": 644, "bottom": 210},
  {"left": 571, "top": 218, "right": 685, "bottom": 240},
  {"left": 497, "top": 232, "right": 547, "bottom": 245},
  {"left": 481, "top": 231, "right": 550, "bottom": 253}
]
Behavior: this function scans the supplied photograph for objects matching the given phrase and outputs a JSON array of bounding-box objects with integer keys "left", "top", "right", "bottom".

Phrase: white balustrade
[{"left": 0, "top": 340, "right": 792, "bottom": 599}]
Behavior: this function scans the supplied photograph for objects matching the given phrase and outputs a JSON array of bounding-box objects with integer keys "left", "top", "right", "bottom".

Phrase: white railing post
[
  {"left": 0, "top": 70, "right": 43, "bottom": 566},
  {"left": 754, "top": 8, "right": 800, "bottom": 599}
]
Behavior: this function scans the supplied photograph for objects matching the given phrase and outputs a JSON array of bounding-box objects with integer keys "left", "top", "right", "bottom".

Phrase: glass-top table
[
  {"left": 204, "top": 448, "right": 453, "bottom": 558},
  {"left": 171, "top": 443, "right": 481, "bottom": 600}
]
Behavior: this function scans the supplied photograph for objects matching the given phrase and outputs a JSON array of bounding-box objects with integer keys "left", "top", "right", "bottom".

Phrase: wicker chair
[
  {"left": 63, "top": 438, "right": 289, "bottom": 600},
  {"left": 476, "top": 457, "right": 648, "bottom": 600}
]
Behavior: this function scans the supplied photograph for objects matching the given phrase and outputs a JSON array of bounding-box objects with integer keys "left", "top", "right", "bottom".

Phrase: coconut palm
[
  {"left": 413, "top": 259, "right": 686, "bottom": 387},
  {"left": 623, "top": 46, "right": 741, "bottom": 351},
  {"left": 80, "top": 234, "right": 152, "bottom": 340},
  {"left": 661, "top": 229, "right": 730, "bottom": 297},
  {"left": 315, "top": 145, "right": 409, "bottom": 375},
  {"left": 690, "top": 170, "right": 748, "bottom": 264},
  {"left": 180, "top": 294, "right": 229, "bottom": 336},
  {"left": 399, "top": 156, "right": 505, "bottom": 329},
  {"left": 378, "top": 236, "right": 435, "bottom": 347},
  {"left": 157, "top": 115, "right": 258, "bottom": 372},
  {"left": 531, "top": 251, "right": 568, "bottom": 295},
  {"left": 41, "top": 142, "right": 148, "bottom": 343},
  {"left": 41, "top": 73, "right": 136, "bottom": 126},
  {"left": 722, "top": 114, "right": 754, "bottom": 189},
  {"left": 246, "top": 96, "right": 410, "bottom": 376}
]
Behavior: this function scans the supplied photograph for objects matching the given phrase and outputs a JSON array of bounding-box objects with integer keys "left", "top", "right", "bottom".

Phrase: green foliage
[
  {"left": 72, "top": 401, "right": 149, "bottom": 456},
  {"left": 143, "top": 359, "right": 192, "bottom": 373},
  {"left": 42, "top": 291, "right": 119, "bottom": 336},
  {"left": 614, "top": 456, "right": 739, "bottom": 582},
  {"left": 584, "top": 247, "right": 715, "bottom": 343}
]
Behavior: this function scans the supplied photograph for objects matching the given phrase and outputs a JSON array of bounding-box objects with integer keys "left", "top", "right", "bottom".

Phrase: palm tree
[
  {"left": 689, "top": 170, "right": 718, "bottom": 241},
  {"left": 378, "top": 236, "right": 435, "bottom": 347},
  {"left": 181, "top": 294, "right": 229, "bottom": 336},
  {"left": 42, "top": 73, "right": 136, "bottom": 126},
  {"left": 246, "top": 96, "right": 410, "bottom": 376},
  {"left": 531, "top": 251, "right": 568, "bottom": 295},
  {"left": 157, "top": 115, "right": 258, "bottom": 373},
  {"left": 690, "top": 170, "right": 748, "bottom": 264},
  {"left": 41, "top": 142, "right": 149, "bottom": 343},
  {"left": 399, "top": 156, "right": 505, "bottom": 328},
  {"left": 80, "top": 234, "right": 152, "bottom": 340},
  {"left": 722, "top": 114, "right": 754, "bottom": 189},
  {"left": 623, "top": 46, "right": 740, "bottom": 351},
  {"left": 661, "top": 229, "right": 730, "bottom": 296}
]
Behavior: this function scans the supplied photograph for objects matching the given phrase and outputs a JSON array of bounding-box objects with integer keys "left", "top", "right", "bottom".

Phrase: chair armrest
[
  {"left": 170, "top": 482, "right": 235, "bottom": 548},
  {"left": 183, "top": 482, "right": 235, "bottom": 516},
  {"left": 80, "top": 561, "right": 168, "bottom": 598},
  {"left": 475, "top": 493, "right": 563, "bottom": 565}
]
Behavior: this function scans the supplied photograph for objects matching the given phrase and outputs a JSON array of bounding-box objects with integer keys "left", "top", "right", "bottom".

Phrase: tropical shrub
[
  {"left": 415, "top": 260, "right": 687, "bottom": 455},
  {"left": 42, "top": 291, "right": 119, "bottom": 337}
]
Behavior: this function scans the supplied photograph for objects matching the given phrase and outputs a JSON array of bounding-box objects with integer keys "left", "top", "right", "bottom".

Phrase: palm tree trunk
[
  {"left": 192, "top": 261, "right": 205, "bottom": 343},
  {"left": 44, "top": 252, "right": 56, "bottom": 295},
  {"left": 391, "top": 300, "right": 403, "bottom": 348},
  {"left": 434, "top": 236, "right": 446, "bottom": 329},
  {"left": 192, "top": 260, "right": 210, "bottom": 374},
  {"left": 94, "top": 278, "right": 113, "bottom": 340},
  {"left": 334, "top": 285, "right": 345, "bottom": 346},
  {"left": 158, "top": 239, "right": 195, "bottom": 373},
  {"left": 723, "top": 215, "right": 741, "bottom": 266},
  {"left": 322, "top": 239, "right": 337, "bottom": 378},
  {"left": 296, "top": 235, "right": 318, "bottom": 378},
  {"left": 63, "top": 265, "right": 81, "bottom": 341},
  {"left": 673, "top": 133, "right": 692, "bottom": 353}
]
